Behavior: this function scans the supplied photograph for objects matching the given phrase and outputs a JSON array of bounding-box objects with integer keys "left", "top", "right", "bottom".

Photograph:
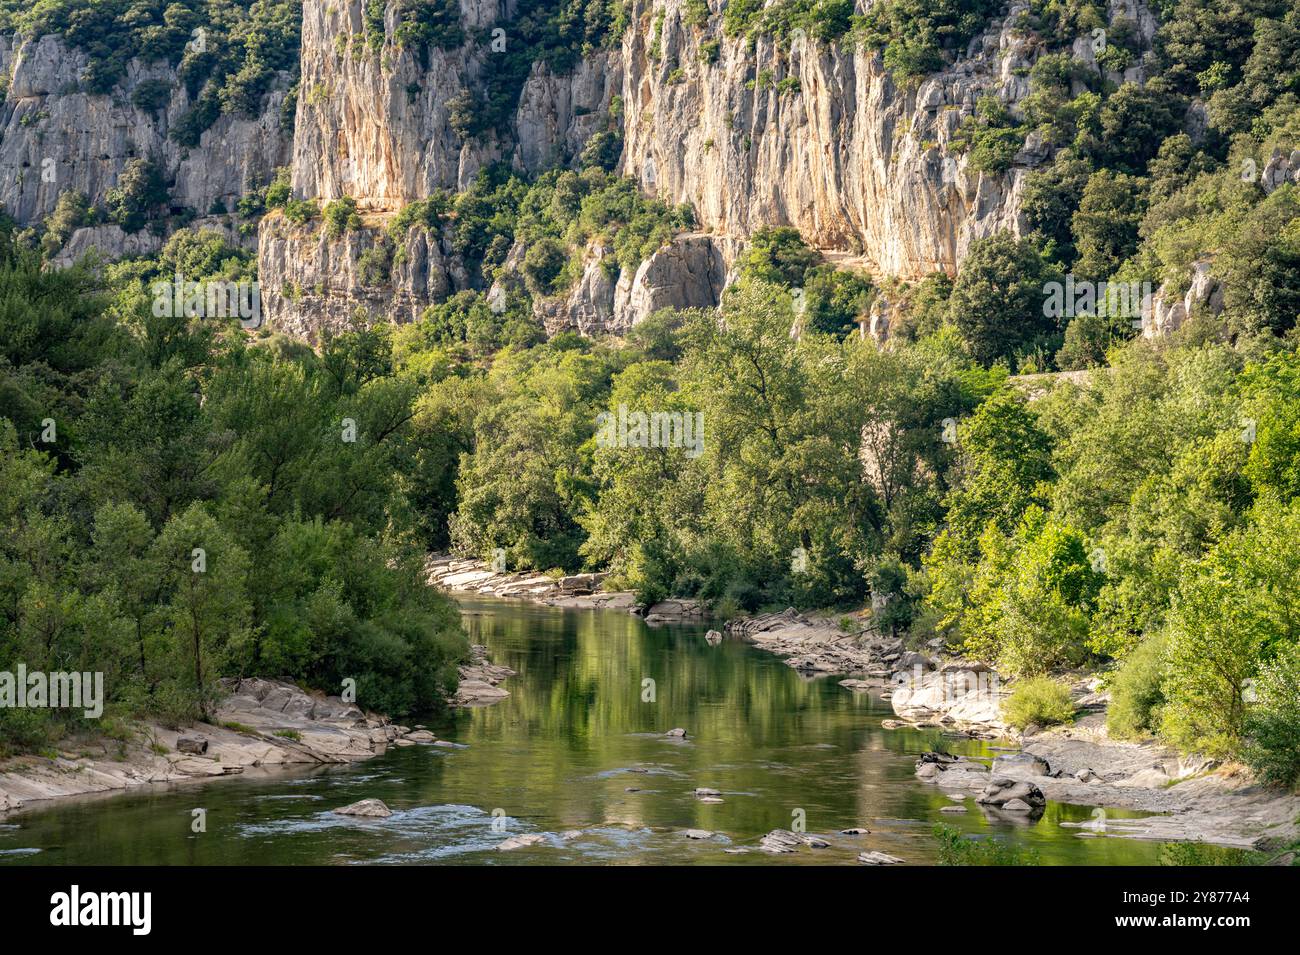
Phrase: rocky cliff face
[
  {"left": 0, "top": 34, "right": 291, "bottom": 242},
  {"left": 258, "top": 212, "right": 469, "bottom": 339},
  {"left": 6, "top": 1, "right": 1085, "bottom": 338},
  {"left": 292, "top": 0, "right": 620, "bottom": 206},
  {"left": 619, "top": 0, "right": 1041, "bottom": 279},
  {"left": 258, "top": 0, "right": 624, "bottom": 332},
  {"left": 528, "top": 232, "right": 729, "bottom": 336}
]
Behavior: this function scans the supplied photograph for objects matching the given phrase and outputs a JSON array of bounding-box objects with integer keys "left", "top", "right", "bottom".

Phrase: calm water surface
[{"left": 0, "top": 597, "right": 1165, "bottom": 865}]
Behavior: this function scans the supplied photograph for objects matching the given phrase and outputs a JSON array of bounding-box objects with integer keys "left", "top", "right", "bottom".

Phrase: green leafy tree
[{"left": 947, "top": 233, "right": 1061, "bottom": 366}]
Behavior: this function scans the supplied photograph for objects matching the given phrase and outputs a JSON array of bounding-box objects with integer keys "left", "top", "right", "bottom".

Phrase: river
[{"left": 0, "top": 596, "right": 1165, "bottom": 865}]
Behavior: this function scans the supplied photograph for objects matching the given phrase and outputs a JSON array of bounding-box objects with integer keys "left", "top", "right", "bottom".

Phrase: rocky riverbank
[
  {"left": 0, "top": 677, "right": 480, "bottom": 817},
  {"left": 452, "top": 644, "right": 516, "bottom": 706},
  {"left": 724, "top": 608, "right": 1004, "bottom": 735},
  {"left": 914, "top": 712, "right": 1300, "bottom": 853},
  {"left": 724, "top": 607, "right": 1300, "bottom": 854},
  {"left": 426, "top": 555, "right": 710, "bottom": 622}
]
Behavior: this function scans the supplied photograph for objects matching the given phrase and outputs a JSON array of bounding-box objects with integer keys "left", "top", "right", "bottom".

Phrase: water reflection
[{"left": 0, "top": 597, "right": 1164, "bottom": 865}]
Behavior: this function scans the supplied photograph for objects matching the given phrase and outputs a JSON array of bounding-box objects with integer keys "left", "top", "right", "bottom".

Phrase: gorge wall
[
  {"left": 0, "top": 34, "right": 291, "bottom": 257},
  {"left": 1, "top": 0, "right": 1075, "bottom": 338},
  {"left": 619, "top": 0, "right": 1034, "bottom": 277}
]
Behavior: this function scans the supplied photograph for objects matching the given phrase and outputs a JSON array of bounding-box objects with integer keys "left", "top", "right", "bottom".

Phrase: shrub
[
  {"left": 1003, "top": 675, "right": 1075, "bottom": 729},
  {"left": 104, "top": 158, "right": 170, "bottom": 233},
  {"left": 282, "top": 199, "right": 319, "bottom": 224},
  {"left": 264, "top": 168, "right": 293, "bottom": 210},
  {"left": 131, "top": 79, "right": 173, "bottom": 113},
  {"left": 933, "top": 824, "right": 1040, "bottom": 865},
  {"left": 737, "top": 226, "right": 820, "bottom": 286},
  {"left": 1160, "top": 502, "right": 1300, "bottom": 757},
  {"left": 1242, "top": 642, "right": 1300, "bottom": 790},
  {"left": 1106, "top": 632, "right": 1169, "bottom": 739},
  {"left": 323, "top": 196, "right": 362, "bottom": 239},
  {"left": 522, "top": 237, "right": 569, "bottom": 296}
]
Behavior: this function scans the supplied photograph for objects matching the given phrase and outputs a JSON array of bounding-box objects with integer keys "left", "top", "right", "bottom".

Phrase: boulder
[
  {"left": 890, "top": 665, "right": 1002, "bottom": 728},
  {"left": 975, "top": 777, "right": 1046, "bottom": 809},
  {"left": 759, "top": 829, "right": 804, "bottom": 854},
  {"left": 176, "top": 737, "right": 209, "bottom": 755},
  {"left": 897, "top": 651, "right": 932, "bottom": 671},
  {"left": 858, "top": 851, "right": 905, "bottom": 865},
  {"left": 333, "top": 799, "right": 392, "bottom": 818},
  {"left": 991, "top": 752, "right": 1051, "bottom": 777},
  {"left": 613, "top": 235, "right": 725, "bottom": 329}
]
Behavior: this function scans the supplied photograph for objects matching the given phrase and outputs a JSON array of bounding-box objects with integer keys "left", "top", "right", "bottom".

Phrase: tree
[
  {"left": 152, "top": 504, "right": 253, "bottom": 721},
  {"left": 737, "top": 227, "right": 821, "bottom": 287},
  {"left": 1161, "top": 500, "right": 1300, "bottom": 756},
  {"left": 1022, "top": 151, "right": 1093, "bottom": 266},
  {"left": 941, "top": 389, "right": 1054, "bottom": 553},
  {"left": 947, "top": 233, "right": 1061, "bottom": 366},
  {"left": 105, "top": 159, "right": 170, "bottom": 233},
  {"left": 1071, "top": 169, "right": 1145, "bottom": 282}
]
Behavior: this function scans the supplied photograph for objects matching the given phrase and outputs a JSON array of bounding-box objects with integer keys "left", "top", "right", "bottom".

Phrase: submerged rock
[
  {"left": 858, "top": 851, "right": 905, "bottom": 865},
  {"left": 497, "top": 834, "right": 546, "bottom": 851}
]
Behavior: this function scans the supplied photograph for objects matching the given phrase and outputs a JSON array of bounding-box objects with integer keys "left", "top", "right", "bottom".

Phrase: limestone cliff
[
  {"left": 258, "top": 212, "right": 467, "bottom": 340},
  {"left": 619, "top": 0, "right": 1042, "bottom": 279},
  {"left": 0, "top": 34, "right": 291, "bottom": 244},
  {"left": 6, "top": 1, "right": 1131, "bottom": 338},
  {"left": 292, "top": 0, "right": 620, "bottom": 205}
]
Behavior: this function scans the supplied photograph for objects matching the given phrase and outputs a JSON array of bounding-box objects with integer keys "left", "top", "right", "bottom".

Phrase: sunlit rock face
[
  {"left": 618, "top": 0, "right": 1042, "bottom": 279},
  {"left": 0, "top": 34, "right": 291, "bottom": 227},
  {"left": 6, "top": 1, "right": 1062, "bottom": 337},
  {"left": 292, "top": 0, "right": 618, "bottom": 207}
]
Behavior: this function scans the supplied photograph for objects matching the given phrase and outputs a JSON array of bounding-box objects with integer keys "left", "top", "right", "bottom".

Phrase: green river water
[{"left": 0, "top": 596, "right": 1166, "bottom": 865}]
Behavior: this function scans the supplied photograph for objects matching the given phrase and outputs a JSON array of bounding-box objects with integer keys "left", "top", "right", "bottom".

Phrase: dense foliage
[
  {"left": 0, "top": 0, "right": 301, "bottom": 146},
  {"left": 5, "top": 0, "right": 1300, "bottom": 788},
  {"left": 0, "top": 227, "right": 468, "bottom": 753}
]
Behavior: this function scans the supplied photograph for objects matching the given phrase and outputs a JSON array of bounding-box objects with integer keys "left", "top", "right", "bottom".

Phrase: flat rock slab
[
  {"left": 497, "top": 834, "right": 546, "bottom": 851},
  {"left": 858, "top": 851, "right": 905, "bottom": 865}
]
